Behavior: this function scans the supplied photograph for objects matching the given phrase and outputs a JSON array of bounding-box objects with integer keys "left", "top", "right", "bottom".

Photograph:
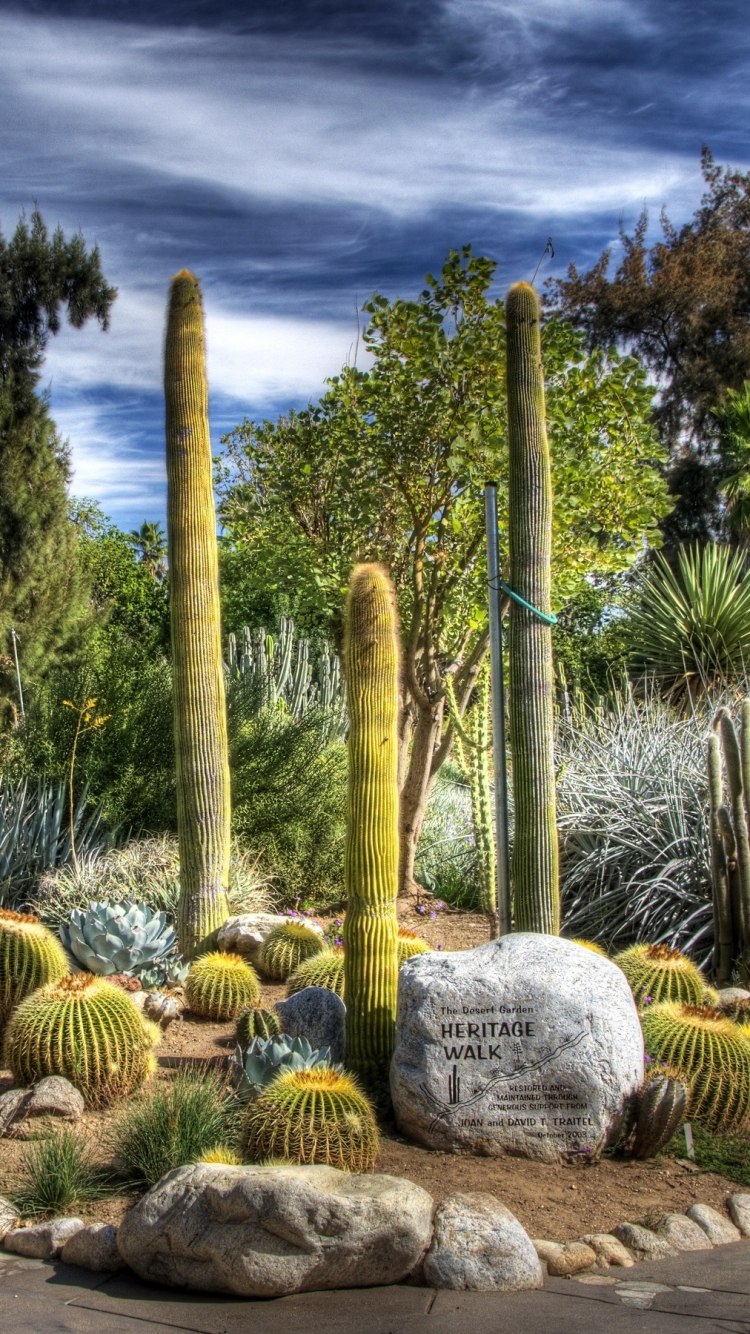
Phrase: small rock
[
  {"left": 728, "top": 1194, "right": 750, "bottom": 1237},
  {"left": 532, "top": 1239, "right": 595, "bottom": 1276},
  {"left": 61, "top": 1224, "right": 124, "bottom": 1272},
  {"left": 579, "top": 1234, "right": 635, "bottom": 1268},
  {"left": 274, "top": 987, "right": 346, "bottom": 1063},
  {"left": 686, "top": 1203, "right": 741, "bottom": 1245},
  {"left": 655, "top": 1213, "right": 713, "bottom": 1250},
  {"left": 612, "top": 1223, "right": 678, "bottom": 1261},
  {"left": 4, "top": 1218, "right": 84, "bottom": 1259},
  {"left": 117, "top": 1163, "right": 433, "bottom": 1295},
  {"left": 143, "top": 991, "right": 182, "bottom": 1027},
  {"left": 217, "top": 913, "right": 324, "bottom": 963},
  {"left": 424, "top": 1193, "right": 543, "bottom": 1291},
  {"left": 716, "top": 987, "right": 750, "bottom": 1005},
  {"left": 0, "top": 1088, "right": 28, "bottom": 1135},
  {"left": 0, "top": 1197, "right": 19, "bottom": 1242},
  {"left": 22, "top": 1077, "right": 84, "bottom": 1122}
]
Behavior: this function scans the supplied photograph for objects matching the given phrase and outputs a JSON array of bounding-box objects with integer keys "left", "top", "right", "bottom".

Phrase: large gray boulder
[
  {"left": 686, "top": 1203, "right": 741, "bottom": 1245},
  {"left": 424, "top": 1193, "right": 542, "bottom": 1291},
  {"left": 391, "top": 934, "right": 643, "bottom": 1162},
  {"left": 117, "top": 1163, "right": 433, "bottom": 1296},
  {"left": 61, "top": 1224, "right": 124, "bottom": 1272},
  {"left": 274, "top": 987, "right": 346, "bottom": 1063}
]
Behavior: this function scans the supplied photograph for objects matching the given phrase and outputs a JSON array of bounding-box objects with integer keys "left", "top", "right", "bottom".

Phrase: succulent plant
[
  {"left": 198, "top": 1147, "right": 242, "bottom": 1165},
  {"left": 3, "top": 973, "right": 158, "bottom": 1107},
  {"left": 236, "top": 1005, "right": 281, "bottom": 1047},
  {"left": 0, "top": 908, "right": 68, "bottom": 1025},
  {"left": 286, "top": 948, "right": 345, "bottom": 998},
  {"left": 185, "top": 952, "right": 260, "bottom": 1021},
  {"left": 631, "top": 1065, "right": 689, "bottom": 1159},
  {"left": 241, "top": 1067, "right": 379, "bottom": 1172},
  {"left": 59, "top": 900, "right": 177, "bottom": 979},
  {"left": 230, "top": 1033, "right": 341, "bottom": 1102},
  {"left": 136, "top": 957, "right": 190, "bottom": 991},
  {"left": 614, "top": 943, "right": 707, "bottom": 1007},
  {"left": 260, "top": 921, "right": 325, "bottom": 981},
  {"left": 641, "top": 1000, "right": 750, "bottom": 1132},
  {"left": 397, "top": 930, "right": 431, "bottom": 966},
  {"left": 570, "top": 938, "right": 608, "bottom": 957}
]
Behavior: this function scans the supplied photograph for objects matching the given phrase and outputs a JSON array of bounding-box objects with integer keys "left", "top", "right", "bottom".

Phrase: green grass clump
[
  {"left": 665, "top": 1122, "right": 750, "bottom": 1186},
  {"left": 110, "top": 1067, "right": 237, "bottom": 1185},
  {"left": 13, "top": 1128, "right": 110, "bottom": 1218}
]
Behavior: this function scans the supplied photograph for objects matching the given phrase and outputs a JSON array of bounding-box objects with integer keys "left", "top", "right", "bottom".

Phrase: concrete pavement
[{"left": 0, "top": 1238, "right": 749, "bottom": 1334}]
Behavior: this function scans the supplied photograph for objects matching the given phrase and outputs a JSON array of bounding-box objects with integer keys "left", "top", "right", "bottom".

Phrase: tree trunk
[
  {"left": 165, "top": 270, "right": 231, "bottom": 958},
  {"left": 506, "top": 281, "right": 559, "bottom": 934},
  {"left": 398, "top": 697, "right": 444, "bottom": 895}
]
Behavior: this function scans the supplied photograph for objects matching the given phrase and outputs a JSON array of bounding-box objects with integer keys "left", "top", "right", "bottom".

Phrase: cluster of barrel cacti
[{"left": 708, "top": 702, "right": 750, "bottom": 984}]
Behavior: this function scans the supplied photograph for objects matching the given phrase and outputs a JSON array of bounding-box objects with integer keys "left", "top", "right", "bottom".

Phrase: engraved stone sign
[{"left": 390, "top": 934, "right": 643, "bottom": 1162}]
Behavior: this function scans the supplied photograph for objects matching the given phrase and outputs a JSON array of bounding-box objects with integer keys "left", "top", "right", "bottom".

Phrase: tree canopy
[{"left": 218, "top": 247, "right": 670, "bottom": 890}]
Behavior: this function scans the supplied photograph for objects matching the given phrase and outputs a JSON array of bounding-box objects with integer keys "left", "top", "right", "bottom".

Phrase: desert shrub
[
  {"left": 0, "top": 780, "right": 108, "bottom": 909},
  {"left": 557, "top": 688, "right": 713, "bottom": 963},
  {"left": 29, "top": 834, "right": 273, "bottom": 927},
  {"left": 230, "top": 708, "right": 346, "bottom": 907},
  {"left": 13, "top": 1127, "right": 110, "bottom": 1218},
  {"left": 414, "top": 765, "right": 485, "bottom": 909},
  {"left": 110, "top": 1067, "right": 237, "bottom": 1185}
]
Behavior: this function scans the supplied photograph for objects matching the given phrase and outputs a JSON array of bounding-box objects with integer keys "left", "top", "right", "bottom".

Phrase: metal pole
[
  {"left": 10, "top": 628, "right": 24, "bottom": 719},
  {"left": 484, "top": 485, "right": 511, "bottom": 936}
]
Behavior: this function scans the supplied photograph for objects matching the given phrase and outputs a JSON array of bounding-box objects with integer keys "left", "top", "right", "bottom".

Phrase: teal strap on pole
[{"left": 499, "top": 580, "right": 557, "bottom": 626}]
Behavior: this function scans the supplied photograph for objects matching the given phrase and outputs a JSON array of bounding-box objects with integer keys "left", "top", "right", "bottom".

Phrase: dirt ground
[{"left": 0, "top": 904, "right": 742, "bottom": 1242}]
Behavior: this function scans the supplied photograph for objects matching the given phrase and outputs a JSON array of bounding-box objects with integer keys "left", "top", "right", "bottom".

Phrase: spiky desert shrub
[
  {"left": 641, "top": 1001, "right": 750, "bottom": 1132},
  {"left": 260, "top": 921, "right": 324, "bottom": 981},
  {"left": 14, "top": 1127, "right": 109, "bottom": 1218},
  {"left": 0, "top": 909, "right": 68, "bottom": 1025},
  {"left": 241, "top": 1067, "right": 379, "bottom": 1172},
  {"left": 111, "top": 1066, "right": 235, "bottom": 1184},
  {"left": 185, "top": 952, "right": 260, "bottom": 1021},
  {"left": 615, "top": 943, "right": 707, "bottom": 1007},
  {"left": 4, "top": 974, "right": 157, "bottom": 1107}
]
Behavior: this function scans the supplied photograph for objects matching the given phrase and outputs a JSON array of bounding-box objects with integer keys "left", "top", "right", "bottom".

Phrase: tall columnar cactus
[
  {"left": 708, "top": 704, "right": 750, "bottom": 982},
  {"left": 445, "top": 671, "right": 496, "bottom": 922},
  {"left": 343, "top": 563, "right": 400, "bottom": 1092},
  {"left": 505, "top": 282, "right": 558, "bottom": 933},
  {"left": 165, "top": 271, "right": 231, "bottom": 957},
  {"left": 0, "top": 910, "right": 68, "bottom": 1025}
]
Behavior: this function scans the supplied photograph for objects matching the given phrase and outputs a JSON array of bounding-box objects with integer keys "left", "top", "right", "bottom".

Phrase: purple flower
[
  {"left": 436, "top": 942, "right": 444, "bottom": 950},
  {"left": 435, "top": 901, "right": 445, "bottom": 911},
  {"left": 417, "top": 905, "right": 426, "bottom": 915},
  {"left": 430, "top": 911, "right": 437, "bottom": 920},
  {"left": 334, "top": 918, "right": 342, "bottom": 927},
  {"left": 644, "top": 1054, "right": 654, "bottom": 1062},
  {"left": 334, "top": 936, "right": 343, "bottom": 946},
  {"left": 643, "top": 996, "right": 653, "bottom": 1005},
  {"left": 582, "top": 1146, "right": 591, "bottom": 1153}
]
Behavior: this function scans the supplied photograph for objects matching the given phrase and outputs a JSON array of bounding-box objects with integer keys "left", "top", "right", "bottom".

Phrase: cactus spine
[
  {"left": 708, "top": 730, "right": 734, "bottom": 984},
  {"left": 260, "top": 922, "right": 325, "bottom": 982},
  {"left": 397, "top": 929, "right": 432, "bottom": 965},
  {"left": 505, "top": 282, "right": 558, "bottom": 933},
  {"left": 343, "top": 563, "right": 400, "bottom": 1091},
  {"left": 185, "top": 952, "right": 260, "bottom": 1021},
  {"left": 445, "top": 670, "right": 496, "bottom": 921},
  {"left": 287, "top": 948, "right": 345, "bottom": 998},
  {"left": 0, "top": 910, "right": 68, "bottom": 1025},
  {"left": 631, "top": 1067, "right": 689, "bottom": 1159},
  {"left": 236, "top": 1006, "right": 281, "bottom": 1047},
  {"left": 708, "top": 704, "right": 750, "bottom": 982},
  {"left": 3, "top": 974, "right": 157, "bottom": 1107},
  {"left": 165, "top": 271, "right": 231, "bottom": 958},
  {"left": 641, "top": 1001, "right": 750, "bottom": 1132},
  {"left": 241, "top": 1067, "right": 379, "bottom": 1172},
  {"left": 614, "top": 943, "right": 707, "bottom": 1007}
]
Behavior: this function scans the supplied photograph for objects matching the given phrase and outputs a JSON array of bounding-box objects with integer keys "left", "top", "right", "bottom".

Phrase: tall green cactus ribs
[
  {"left": 0, "top": 909, "right": 68, "bottom": 1026},
  {"left": 343, "top": 563, "right": 400, "bottom": 1093},
  {"left": 505, "top": 281, "right": 558, "bottom": 934},
  {"left": 165, "top": 270, "right": 231, "bottom": 958}
]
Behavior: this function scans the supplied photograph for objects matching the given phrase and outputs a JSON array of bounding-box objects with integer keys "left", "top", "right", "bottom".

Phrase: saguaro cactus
[
  {"left": 343, "top": 563, "right": 400, "bottom": 1093},
  {"left": 709, "top": 703, "right": 750, "bottom": 982},
  {"left": 165, "top": 271, "right": 231, "bottom": 957},
  {"left": 505, "top": 281, "right": 558, "bottom": 933}
]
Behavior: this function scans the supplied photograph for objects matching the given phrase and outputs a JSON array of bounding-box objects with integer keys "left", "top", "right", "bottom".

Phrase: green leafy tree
[
  {"left": 219, "top": 248, "right": 670, "bottom": 894},
  {"left": 0, "top": 210, "right": 116, "bottom": 712},
  {"left": 714, "top": 383, "right": 750, "bottom": 544},
  {"left": 548, "top": 149, "right": 750, "bottom": 547}
]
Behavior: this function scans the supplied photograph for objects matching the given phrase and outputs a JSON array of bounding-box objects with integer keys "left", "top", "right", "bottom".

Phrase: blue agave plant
[
  {"left": 230, "top": 1033, "right": 342, "bottom": 1102},
  {"left": 60, "top": 900, "right": 177, "bottom": 978}
]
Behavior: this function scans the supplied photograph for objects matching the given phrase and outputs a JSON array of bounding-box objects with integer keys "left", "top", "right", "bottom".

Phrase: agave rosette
[
  {"left": 60, "top": 899, "right": 177, "bottom": 977},
  {"left": 230, "top": 1033, "right": 342, "bottom": 1102}
]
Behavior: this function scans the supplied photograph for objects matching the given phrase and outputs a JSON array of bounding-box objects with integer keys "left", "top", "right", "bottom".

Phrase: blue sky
[{"left": 0, "top": 0, "right": 748, "bottom": 529}]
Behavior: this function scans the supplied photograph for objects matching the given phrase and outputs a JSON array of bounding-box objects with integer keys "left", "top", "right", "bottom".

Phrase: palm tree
[{"left": 129, "top": 521, "right": 167, "bottom": 581}]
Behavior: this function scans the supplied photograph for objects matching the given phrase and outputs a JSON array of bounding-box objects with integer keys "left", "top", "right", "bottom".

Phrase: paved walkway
[{"left": 1, "top": 1240, "right": 749, "bottom": 1334}]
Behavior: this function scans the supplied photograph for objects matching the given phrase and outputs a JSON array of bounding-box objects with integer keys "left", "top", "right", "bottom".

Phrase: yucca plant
[
  {"left": 0, "top": 780, "right": 106, "bottom": 910},
  {"left": 240, "top": 1067, "right": 379, "bottom": 1172},
  {"left": 629, "top": 544, "right": 750, "bottom": 690}
]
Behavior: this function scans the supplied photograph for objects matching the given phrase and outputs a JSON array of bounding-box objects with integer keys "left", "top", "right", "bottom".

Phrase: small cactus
[
  {"left": 571, "top": 938, "right": 608, "bottom": 957},
  {"left": 236, "top": 1006, "right": 281, "bottom": 1047},
  {"left": 260, "top": 922, "right": 325, "bottom": 982},
  {"left": 614, "top": 943, "right": 707, "bottom": 1007},
  {"left": 198, "top": 1147, "right": 242, "bottom": 1165},
  {"left": 241, "top": 1067, "right": 379, "bottom": 1172},
  {"left": 287, "top": 948, "right": 345, "bottom": 998},
  {"left": 641, "top": 1001, "right": 750, "bottom": 1132},
  {"left": 3, "top": 973, "right": 157, "bottom": 1107},
  {"left": 185, "top": 952, "right": 260, "bottom": 1021},
  {"left": 397, "top": 929, "right": 432, "bottom": 966},
  {"left": 631, "top": 1065, "right": 689, "bottom": 1159},
  {"left": 0, "top": 909, "right": 68, "bottom": 1025}
]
